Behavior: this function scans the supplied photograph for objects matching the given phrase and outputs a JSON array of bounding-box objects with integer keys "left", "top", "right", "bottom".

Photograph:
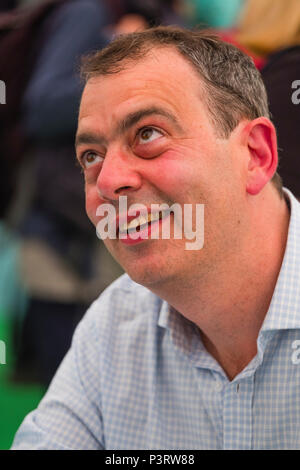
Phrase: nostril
[{"left": 116, "top": 186, "right": 134, "bottom": 194}]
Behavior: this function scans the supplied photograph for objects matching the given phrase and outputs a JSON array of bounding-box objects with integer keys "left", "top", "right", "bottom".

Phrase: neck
[{"left": 150, "top": 188, "right": 290, "bottom": 380}]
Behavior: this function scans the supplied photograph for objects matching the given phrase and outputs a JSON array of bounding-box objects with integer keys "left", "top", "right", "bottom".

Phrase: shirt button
[{"left": 215, "top": 382, "right": 223, "bottom": 392}]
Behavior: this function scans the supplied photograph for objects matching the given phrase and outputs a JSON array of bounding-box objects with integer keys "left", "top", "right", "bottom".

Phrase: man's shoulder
[{"left": 81, "top": 274, "right": 163, "bottom": 334}]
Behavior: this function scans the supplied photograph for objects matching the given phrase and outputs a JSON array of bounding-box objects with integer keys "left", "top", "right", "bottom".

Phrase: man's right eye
[{"left": 81, "top": 151, "right": 103, "bottom": 169}]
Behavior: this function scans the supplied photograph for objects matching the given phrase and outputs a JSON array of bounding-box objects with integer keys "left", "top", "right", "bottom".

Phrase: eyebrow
[{"left": 75, "top": 106, "right": 182, "bottom": 150}]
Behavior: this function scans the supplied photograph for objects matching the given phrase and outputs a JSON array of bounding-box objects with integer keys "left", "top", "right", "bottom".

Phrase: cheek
[
  {"left": 146, "top": 149, "right": 198, "bottom": 190},
  {"left": 85, "top": 186, "right": 99, "bottom": 225}
]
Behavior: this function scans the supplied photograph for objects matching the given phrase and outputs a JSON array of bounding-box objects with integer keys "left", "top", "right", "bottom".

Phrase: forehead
[{"left": 78, "top": 47, "right": 209, "bottom": 125}]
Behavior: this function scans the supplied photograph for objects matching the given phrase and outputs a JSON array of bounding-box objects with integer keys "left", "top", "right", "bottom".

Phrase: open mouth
[{"left": 118, "top": 210, "right": 169, "bottom": 237}]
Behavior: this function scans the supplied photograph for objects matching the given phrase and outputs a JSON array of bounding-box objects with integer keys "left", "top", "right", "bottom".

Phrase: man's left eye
[{"left": 137, "top": 127, "right": 163, "bottom": 144}]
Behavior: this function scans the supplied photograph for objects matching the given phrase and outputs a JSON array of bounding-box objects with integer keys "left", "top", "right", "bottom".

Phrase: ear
[{"left": 245, "top": 118, "right": 278, "bottom": 195}]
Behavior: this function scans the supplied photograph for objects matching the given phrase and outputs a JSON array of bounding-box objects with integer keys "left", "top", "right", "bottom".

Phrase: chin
[
  {"left": 126, "top": 267, "right": 159, "bottom": 287},
  {"left": 126, "top": 263, "right": 177, "bottom": 291},
  {"left": 106, "top": 241, "right": 179, "bottom": 288}
]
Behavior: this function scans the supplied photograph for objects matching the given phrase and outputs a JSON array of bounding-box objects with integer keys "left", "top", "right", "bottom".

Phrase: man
[{"left": 12, "top": 27, "right": 300, "bottom": 450}]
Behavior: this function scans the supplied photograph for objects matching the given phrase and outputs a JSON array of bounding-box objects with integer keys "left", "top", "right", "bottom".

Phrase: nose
[{"left": 96, "top": 146, "right": 142, "bottom": 201}]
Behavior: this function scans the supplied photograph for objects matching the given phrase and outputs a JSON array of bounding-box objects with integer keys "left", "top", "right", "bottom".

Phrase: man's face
[{"left": 76, "top": 47, "right": 247, "bottom": 289}]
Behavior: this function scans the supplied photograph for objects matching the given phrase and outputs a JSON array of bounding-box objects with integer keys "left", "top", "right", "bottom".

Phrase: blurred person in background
[
  {"left": 13, "top": 0, "right": 121, "bottom": 385},
  {"left": 113, "top": 0, "right": 185, "bottom": 28},
  {"left": 13, "top": 0, "right": 185, "bottom": 386},
  {"left": 0, "top": 0, "right": 18, "bottom": 11},
  {"left": 0, "top": 0, "right": 30, "bottom": 384}
]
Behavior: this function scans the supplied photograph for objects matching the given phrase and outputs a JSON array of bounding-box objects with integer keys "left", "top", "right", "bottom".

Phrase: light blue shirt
[{"left": 12, "top": 189, "right": 300, "bottom": 449}]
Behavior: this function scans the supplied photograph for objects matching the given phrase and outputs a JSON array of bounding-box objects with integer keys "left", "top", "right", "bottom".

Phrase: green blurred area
[{"left": 0, "top": 314, "right": 45, "bottom": 449}]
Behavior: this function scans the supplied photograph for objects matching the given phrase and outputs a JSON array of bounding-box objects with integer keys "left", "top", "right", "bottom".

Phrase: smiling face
[{"left": 76, "top": 47, "right": 248, "bottom": 289}]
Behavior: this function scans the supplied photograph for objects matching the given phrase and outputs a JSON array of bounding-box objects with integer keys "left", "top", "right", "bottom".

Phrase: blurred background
[{"left": 0, "top": 0, "right": 299, "bottom": 449}]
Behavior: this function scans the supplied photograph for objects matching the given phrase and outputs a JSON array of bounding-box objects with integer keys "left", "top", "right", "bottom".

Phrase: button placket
[{"left": 222, "top": 375, "right": 255, "bottom": 449}]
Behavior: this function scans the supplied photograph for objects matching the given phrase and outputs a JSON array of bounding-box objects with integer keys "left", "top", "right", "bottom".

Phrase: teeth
[
  {"left": 119, "top": 211, "right": 165, "bottom": 233},
  {"left": 120, "top": 222, "right": 128, "bottom": 233},
  {"left": 149, "top": 212, "right": 159, "bottom": 222},
  {"left": 128, "top": 215, "right": 147, "bottom": 230}
]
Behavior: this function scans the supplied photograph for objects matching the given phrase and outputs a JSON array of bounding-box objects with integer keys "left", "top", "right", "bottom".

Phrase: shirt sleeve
[
  {"left": 22, "top": 0, "right": 110, "bottom": 141},
  {"left": 11, "top": 302, "right": 105, "bottom": 450}
]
